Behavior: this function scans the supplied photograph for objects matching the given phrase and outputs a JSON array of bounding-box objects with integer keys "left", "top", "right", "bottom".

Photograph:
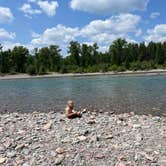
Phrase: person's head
[{"left": 67, "top": 100, "right": 74, "bottom": 108}]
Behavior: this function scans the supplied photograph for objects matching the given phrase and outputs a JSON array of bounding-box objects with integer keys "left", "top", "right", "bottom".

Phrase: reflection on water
[{"left": 0, "top": 75, "right": 166, "bottom": 116}]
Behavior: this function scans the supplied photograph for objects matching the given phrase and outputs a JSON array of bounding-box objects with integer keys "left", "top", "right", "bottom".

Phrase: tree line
[{"left": 0, "top": 38, "right": 166, "bottom": 75}]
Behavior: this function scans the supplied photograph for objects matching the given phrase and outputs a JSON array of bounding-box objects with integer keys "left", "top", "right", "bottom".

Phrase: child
[{"left": 65, "top": 100, "right": 81, "bottom": 119}]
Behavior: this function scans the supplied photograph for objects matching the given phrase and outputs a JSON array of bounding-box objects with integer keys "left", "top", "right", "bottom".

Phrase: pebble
[
  {"left": 43, "top": 121, "right": 52, "bottom": 130},
  {"left": 0, "top": 157, "right": 6, "bottom": 164},
  {"left": 77, "top": 135, "right": 87, "bottom": 141},
  {"left": 56, "top": 147, "right": 64, "bottom": 154},
  {"left": 0, "top": 111, "right": 165, "bottom": 165},
  {"left": 54, "top": 155, "right": 64, "bottom": 165}
]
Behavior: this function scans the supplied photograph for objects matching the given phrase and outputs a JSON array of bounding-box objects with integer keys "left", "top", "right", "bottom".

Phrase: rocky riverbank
[{"left": 0, "top": 111, "right": 166, "bottom": 166}]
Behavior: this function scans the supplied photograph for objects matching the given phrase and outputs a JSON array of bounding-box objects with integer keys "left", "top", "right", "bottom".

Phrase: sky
[{"left": 0, "top": 0, "right": 166, "bottom": 55}]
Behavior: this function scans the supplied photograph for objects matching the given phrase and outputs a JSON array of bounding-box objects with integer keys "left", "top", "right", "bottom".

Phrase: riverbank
[
  {"left": 0, "top": 111, "right": 166, "bottom": 165},
  {"left": 0, "top": 69, "right": 166, "bottom": 80}
]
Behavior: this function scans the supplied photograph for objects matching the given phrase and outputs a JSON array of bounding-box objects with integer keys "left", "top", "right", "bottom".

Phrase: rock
[
  {"left": 54, "top": 155, "right": 64, "bottom": 165},
  {"left": 94, "top": 154, "right": 105, "bottom": 160},
  {"left": 87, "top": 120, "right": 96, "bottom": 124},
  {"left": 82, "top": 109, "right": 87, "bottom": 113},
  {"left": 7, "top": 151, "right": 16, "bottom": 158},
  {"left": 0, "top": 157, "right": 6, "bottom": 164},
  {"left": 77, "top": 136, "right": 87, "bottom": 141},
  {"left": 22, "top": 162, "right": 30, "bottom": 166},
  {"left": 15, "top": 144, "right": 25, "bottom": 150},
  {"left": 4, "top": 141, "right": 12, "bottom": 148},
  {"left": 133, "top": 124, "right": 141, "bottom": 128},
  {"left": 115, "top": 161, "right": 128, "bottom": 166},
  {"left": 135, "top": 134, "right": 143, "bottom": 142},
  {"left": 158, "top": 156, "right": 166, "bottom": 165},
  {"left": 105, "top": 134, "right": 114, "bottom": 139},
  {"left": 91, "top": 135, "right": 100, "bottom": 142},
  {"left": 17, "top": 130, "right": 26, "bottom": 135},
  {"left": 56, "top": 147, "right": 64, "bottom": 154},
  {"left": 43, "top": 121, "right": 52, "bottom": 130},
  {"left": 50, "top": 151, "right": 57, "bottom": 157}
]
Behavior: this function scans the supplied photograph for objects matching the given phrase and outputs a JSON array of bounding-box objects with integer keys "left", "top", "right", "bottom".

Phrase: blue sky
[{"left": 0, "top": 0, "right": 166, "bottom": 55}]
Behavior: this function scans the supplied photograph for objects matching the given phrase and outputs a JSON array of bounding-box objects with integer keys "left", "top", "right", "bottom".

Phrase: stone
[
  {"left": 22, "top": 162, "right": 30, "bottom": 166},
  {"left": 15, "top": 144, "right": 25, "bottom": 150},
  {"left": 56, "top": 147, "right": 64, "bottom": 154},
  {"left": 54, "top": 155, "right": 64, "bottom": 165},
  {"left": 135, "top": 134, "right": 143, "bottom": 142},
  {"left": 94, "top": 154, "right": 105, "bottom": 159},
  {"left": 105, "top": 134, "right": 114, "bottom": 139},
  {"left": 50, "top": 151, "right": 57, "bottom": 157},
  {"left": 43, "top": 121, "right": 52, "bottom": 130},
  {"left": 158, "top": 156, "right": 166, "bottom": 165},
  {"left": 7, "top": 151, "right": 16, "bottom": 158},
  {"left": 91, "top": 135, "right": 100, "bottom": 142},
  {"left": 77, "top": 136, "right": 87, "bottom": 141},
  {"left": 87, "top": 120, "right": 96, "bottom": 124},
  {"left": 133, "top": 124, "right": 141, "bottom": 128},
  {"left": 0, "top": 157, "right": 6, "bottom": 164},
  {"left": 17, "top": 130, "right": 26, "bottom": 135}
]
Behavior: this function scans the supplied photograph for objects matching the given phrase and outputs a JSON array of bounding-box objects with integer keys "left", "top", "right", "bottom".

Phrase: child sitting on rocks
[{"left": 65, "top": 100, "right": 82, "bottom": 119}]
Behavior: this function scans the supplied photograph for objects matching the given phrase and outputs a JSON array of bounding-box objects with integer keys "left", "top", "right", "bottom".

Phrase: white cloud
[
  {"left": 150, "top": 12, "right": 160, "bottom": 19},
  {"left": 145, "top": 24, "right": 166, "bottom": 43},
  {"left": 37, "top": 0, "right": 59, "bottom": 16},
  {"left": 80, "top": 14, "right": 140, "bottom": 44},
  {"left": 31, "top": 24, "right": 79, "bottom": 46},
  {"left": 30, "top": 13, "right": 140, "bottom": 53},
  {"left": 0, "top": 28, "right": 16, "bottom": 40},
  {"left": 70, "top": 0, "right": 149, "bottom": 14},
  {"left": 19, "top": 3, "right": 42, "bottom": 18},
  {"left": 0, "top": 7, "right": 14, "bottom": 23}
]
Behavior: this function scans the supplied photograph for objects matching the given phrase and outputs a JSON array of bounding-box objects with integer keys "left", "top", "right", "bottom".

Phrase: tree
[
  {"left": 11, "top": 46, "right": 29, "bottom": 73},
  {"left": 109, "top": 38, "right": 127, "bottom": 65},
  {"left": 68, "top": 41, "right": 81, "bottom": 66}
]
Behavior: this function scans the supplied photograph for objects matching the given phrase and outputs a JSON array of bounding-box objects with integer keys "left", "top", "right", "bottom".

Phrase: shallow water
[{"left": 0, "top": 75, "right": 166, "bottom": 116}]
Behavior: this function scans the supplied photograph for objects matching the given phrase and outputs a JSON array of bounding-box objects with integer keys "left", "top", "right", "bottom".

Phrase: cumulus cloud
[
  {"left": 20, "top": 1, "right": 59, "bottom": 17},
  {"left": 0, "top": 28, "right": 16, "bottom": 40},
  {"left": 70, "top": 0, "right": 149, "bottom": 14},
  {"left": 37, "top": 0, "right": 59, "bottom": 16},
  {"left": 30, "top": 13, "right": 140, "bottom": 53},
  {"left": 150, "top": 12, "right": 160, "bottom": 19},
  {"left": 19, "top": 3, "right": 41, "bottom": 18},
  {"left": 80, "top": 14, "right": 140, "bottom": 38},
  {"left": 145, "top": 24, "right": 166, "bottom": 43},
  {"left": 31, "top": 24, "right": 79, "bottom": 46},
  {"left": 0, "top": 7, "right": 14, "bottom": 23}
]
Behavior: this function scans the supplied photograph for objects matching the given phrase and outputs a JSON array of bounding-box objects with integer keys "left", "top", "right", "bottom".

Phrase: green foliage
[
  {"left": 26, "top": 65, "right": 37, "bottom": 75},
  {"left": 0, "top": 39, "right": 166, "bottom": 75}
]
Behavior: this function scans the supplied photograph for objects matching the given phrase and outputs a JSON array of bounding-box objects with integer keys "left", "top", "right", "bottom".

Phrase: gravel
[{"left": 0, "top": 111, "right": 166, "bottom": 166}]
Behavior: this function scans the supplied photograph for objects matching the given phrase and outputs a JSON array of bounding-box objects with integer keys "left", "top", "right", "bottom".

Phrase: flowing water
[{"left": 0, "top": 75, "right": 166, "bottom": 116}]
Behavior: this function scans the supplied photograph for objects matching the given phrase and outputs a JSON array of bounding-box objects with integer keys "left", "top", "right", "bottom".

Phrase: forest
[{"left": 0, "top": 38, "right": 166, "bottom": 75}]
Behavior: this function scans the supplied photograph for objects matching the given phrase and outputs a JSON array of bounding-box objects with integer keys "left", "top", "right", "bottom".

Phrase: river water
[{"left": 0, "top": 75, "right": 166, "bottom": 116}]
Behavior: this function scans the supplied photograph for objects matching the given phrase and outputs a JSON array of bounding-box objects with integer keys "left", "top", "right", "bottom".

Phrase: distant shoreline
[{"left": 0, "top": 69, "right": 166, "bottom": 80}]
